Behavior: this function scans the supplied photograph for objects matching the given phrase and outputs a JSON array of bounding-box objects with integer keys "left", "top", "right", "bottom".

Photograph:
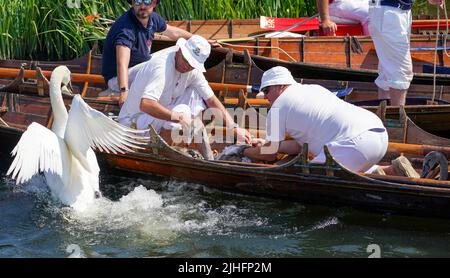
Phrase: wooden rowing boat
[
  {"left": 100, "top": 128, "right": 450, "bottom": 218},
  {"left": 166, "top": 17, "right": 450, "bottom": 38},
  {"left": 165, "top": 17, "right": 450, "bottom": 72},
  {"left": 4, "top": 114, "right": 450, "bottom": 218},
  {"left": 2, "top": 46, "right": 450, "bottom": 136},
  {"left": 2, "top": 80, "right": 450, "bottom": 218}
]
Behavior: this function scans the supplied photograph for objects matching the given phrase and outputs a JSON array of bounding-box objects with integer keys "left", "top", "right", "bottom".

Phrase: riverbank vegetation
[{"left": 0, "top": 0, "right": 444, "bottom": 60}]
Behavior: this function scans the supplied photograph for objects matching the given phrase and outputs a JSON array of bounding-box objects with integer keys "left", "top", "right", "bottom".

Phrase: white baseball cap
[
  {"left": 260, "top": 66, "right": 296, "bottom": 92},
  {"left": 176, "top": 35, "right": 211, "bottom": 72}
]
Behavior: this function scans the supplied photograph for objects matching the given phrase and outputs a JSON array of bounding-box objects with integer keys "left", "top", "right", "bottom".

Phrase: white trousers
[
  {"left": 369, "top": 5, "right": 413, "bottom": 91},
  {"left": 135, "top": 89, "right": 207, "bottom": 133},
  {"left": 329, "top": 0, "right": 370, "bottom": 35},
  {"left": 311, "top": 128, "right": 389, "bottom": 173}
]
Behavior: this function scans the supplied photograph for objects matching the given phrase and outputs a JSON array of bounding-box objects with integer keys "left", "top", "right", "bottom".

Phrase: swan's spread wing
[
  {"left": 65, "top": 95, "right": 148, "bottom": 155},
  {"left": 7, "top": 122, "right": 65, "bottom": 184}
]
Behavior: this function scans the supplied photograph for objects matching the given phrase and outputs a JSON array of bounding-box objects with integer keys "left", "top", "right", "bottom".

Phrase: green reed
[{"left": 0, "top": 0, "right": 439, "bottom": 61}]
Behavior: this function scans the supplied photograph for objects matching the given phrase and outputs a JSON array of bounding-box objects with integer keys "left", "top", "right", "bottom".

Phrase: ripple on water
[{"left": 3, "top": 168, "right": 450, "bottom": 258}]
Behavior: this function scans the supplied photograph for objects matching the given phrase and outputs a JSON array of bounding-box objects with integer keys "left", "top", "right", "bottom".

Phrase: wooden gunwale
[
  {"left": 2, "top": 47, "right": 450, "bottom": 136},
  {"left": 102, "top": 140, "right": 450, "bottom": 205}
]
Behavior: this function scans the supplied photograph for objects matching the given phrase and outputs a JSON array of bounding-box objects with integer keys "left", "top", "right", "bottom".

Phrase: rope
[
  {"left": 432, "top": 1, "right": 450, "bottom": 104},
  {"left": 219, "top": 42, "right": 298, "bottom": 62},
  {"left": 0, "top": 116, "right": 9, "bottom": 127},
  {"left": 443, "top": 1, "right": 450, "bottom": 58},
  {"left": 217, "top": 14, "right": 319, "bottom": 44}
]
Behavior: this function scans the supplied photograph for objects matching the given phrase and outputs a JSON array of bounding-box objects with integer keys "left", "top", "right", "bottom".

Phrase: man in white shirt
[
  {"left": 244, "top": 66, "right": 388, "bottom": 173},
  {"left": 118, "top": 35, "right": 251, "bottom": 149},
  {"left": 317, "top": 0, "right": 370, "bottom": 35}
]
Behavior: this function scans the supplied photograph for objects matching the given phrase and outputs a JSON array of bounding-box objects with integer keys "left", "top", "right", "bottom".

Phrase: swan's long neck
[
  {"left": 49, "top": 68, "right": 69, "bottom": 138},
  {"left": 439, "top": 158, "right": 449, "bottom": 180}
]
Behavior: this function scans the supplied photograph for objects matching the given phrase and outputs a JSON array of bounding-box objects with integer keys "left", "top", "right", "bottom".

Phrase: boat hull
[{"left": 100, "top": 150, "right": 450, "bottom": 219}]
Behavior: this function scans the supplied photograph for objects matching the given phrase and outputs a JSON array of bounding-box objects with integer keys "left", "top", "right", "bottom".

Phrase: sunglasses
[{"left": 134, "top": 0, "right": 153, "bottom": 6}]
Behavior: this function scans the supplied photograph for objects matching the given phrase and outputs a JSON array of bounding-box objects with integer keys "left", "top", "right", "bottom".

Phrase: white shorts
[
  {"left": 107, "top": 62, "right": 147, "bottom": 92},
  {"left": 329, "top": 0, "right": 370, "bottom": 35},
  {"left": 368, "top": 5, "right": 413, "bottom": 91},
  {"left": 135, "top": 88, "right": 207, "bottom": 133},
  {"left": 311, "top": 128, "right": 389, "bottom": 173}
]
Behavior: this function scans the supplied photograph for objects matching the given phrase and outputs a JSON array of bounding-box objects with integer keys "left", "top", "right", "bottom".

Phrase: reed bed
[{"left": 0, "top": 0, "right": 438, "bottom": 61}]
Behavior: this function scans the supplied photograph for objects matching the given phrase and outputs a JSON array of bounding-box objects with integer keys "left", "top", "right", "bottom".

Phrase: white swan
[{"left": 7, "top": 66, "right": 148, "bottom": 211}]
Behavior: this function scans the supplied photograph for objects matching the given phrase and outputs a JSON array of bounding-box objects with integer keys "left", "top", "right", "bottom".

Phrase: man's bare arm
[
  {"left": 161, "top": 25, "right": 193, "bottom": 40},
  {"left": 140, "top": 98, "right": 189, "bottom": 126},
  {"left": 205, "top": 96, "right": 252, "bottom": 143},
  {"left": 317, "top": 0, "right": 337, "bottom": 36},
  {"left": 161, "top": 25, "right": 221, "bottom": 47},
  {"left": 244, "top": 140, "right": 302, "bottom": 162},
  {"left": 116, "top": 45, "right": 131, "bottom": 107}
]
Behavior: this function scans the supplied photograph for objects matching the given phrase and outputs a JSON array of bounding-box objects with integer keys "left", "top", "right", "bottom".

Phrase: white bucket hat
[
  {"left": 260, "top": 66, "right": 296, "bottom": 92},
  {"left": 176, "top": 35, "right": 211, "bottom": 72}
]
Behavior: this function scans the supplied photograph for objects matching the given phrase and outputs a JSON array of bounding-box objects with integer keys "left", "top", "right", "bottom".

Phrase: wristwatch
[{"left": 120, "top": 87, "right": 129, "bottom": 93}]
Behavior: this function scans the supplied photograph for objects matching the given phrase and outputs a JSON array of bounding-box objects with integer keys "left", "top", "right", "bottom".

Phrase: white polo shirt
[
  {"left": 266, "top": 83, "right": 385, "bottom": 155},
  {"left": 118, "top": 46, "right": 214, "bottom": 126}
]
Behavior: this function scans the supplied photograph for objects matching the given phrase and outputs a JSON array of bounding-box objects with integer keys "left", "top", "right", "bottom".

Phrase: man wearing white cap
[
  {"left": 118, "top": 35, "right": 251, "bottom": 148},
  {"left": 244, "top": 66, "right": 388, "bottom": 173}
]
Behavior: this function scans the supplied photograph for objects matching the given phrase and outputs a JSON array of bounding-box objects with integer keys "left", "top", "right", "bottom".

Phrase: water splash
[{"left": 51, "top": 182, "right": 269, "bottom": 251}]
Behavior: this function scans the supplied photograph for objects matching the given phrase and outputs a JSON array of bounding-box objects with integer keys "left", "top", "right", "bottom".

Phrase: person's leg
[
  {"left": 378, "top": 88, "right": 407, "bottom": 106},
  {"left": 377, "top": 156, "right": 420, "bottom": 178},
  {"left": 310, "top": 141, "right": 367, "bottom": 173},
  {"left": 330, "top": 0, "right": 370, "bottom": 34},
  {"left": 105, "top": 62, "right": 146, "bottom": 94},
  {"left": 164, "top": 90, "right": 213, "bottom": 159},
  {"left": 388, "top": 88, "right": 407, "bottom": 106},
  {"left": 105, "top": 76, "right": 119, "bottom": 94},
  {"left": 311, "top": 128, "right": 388, "bottom": 173}
]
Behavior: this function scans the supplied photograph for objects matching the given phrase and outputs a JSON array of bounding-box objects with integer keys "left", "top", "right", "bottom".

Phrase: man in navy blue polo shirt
[
  {"left": 368, "top": 0, "right": 443, "bottom": 106},
  {"left": 102, "top": 0, "right": 207, "bottom": 107}
]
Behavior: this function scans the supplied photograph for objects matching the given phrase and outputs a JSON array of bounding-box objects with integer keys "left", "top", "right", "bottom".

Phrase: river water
[{"left": 1, "top": 156, "right": 450, "bottom": 258}]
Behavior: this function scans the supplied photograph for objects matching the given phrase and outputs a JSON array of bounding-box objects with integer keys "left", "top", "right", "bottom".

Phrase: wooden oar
[
  {"left": 388, "top": 142, "right": 450, "bottom": 158},
  {"left": 0, "top": 67, "right": 105, "bottom": 84}
]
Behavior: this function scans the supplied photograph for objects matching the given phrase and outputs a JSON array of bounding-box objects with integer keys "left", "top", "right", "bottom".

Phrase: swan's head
[
  {"left": 51, "top": 66, "right": 71, "bottom": 85},
  {"left": 50, "top": 66, "right": 73, "bottom": 96},
  {"left": 421, "top": 151, "right": 449, "bottom": 179}
]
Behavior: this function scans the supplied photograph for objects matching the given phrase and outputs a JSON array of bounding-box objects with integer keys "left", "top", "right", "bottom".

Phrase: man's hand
[
  {"left": 173, "top": 111, "right": 192, "bottom": 130},
  {"left": 251, "top": 138, "right": 266, "bottom": 147},
  {"left": 320, "top": 19, "right": 337, "bottom": 36},
  {"left": 118, "top": 92, "right": 128, "bottom": 108},
  {"left": 234, "top": 127, "right": 252, "bottom": 144},
  {"left": 208, "top": 39, "right": 221, "bottom": 48}
]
